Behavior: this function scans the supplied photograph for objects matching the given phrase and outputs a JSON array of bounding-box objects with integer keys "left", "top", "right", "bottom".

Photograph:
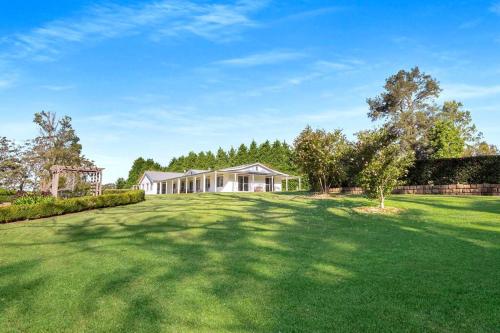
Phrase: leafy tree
[
  {"left": 126, "top": 157, "right": 163, "bottom": 186},
  {"left": 357, "top": 129, "right": 415, "bottom": 208},
  {"left": 248, "top": 140, "right": 259, "bottom": 163},
  {"left": 437, "top": 101, "right": 481, "bottom": 145},
  {"left": 367, "top": 67, "right": 441, "bottom": 158},
  {"left": 294, "top": 126, "right": 350, "bottom": 193},
  {"left": 215, "top": 147, "right": 229, "bottom": 169},
  {"left": 235, "top": 144, "right": 249, "bottom": 165},
  {"left": 115, "top": 177, "right": 127, "bottom": 189},
  {"left": 428, "top": 120, "right": 465, "bottom": 158},
  {"left": 464, "top": 142, "right": 499, "bottom": 156},
  {"left": 31, "top": 111, "right": 92, "bottom": 190},
  {"left": 0, "top": 137, "right": 27, "bottom": 190},
  {"left": 205, "top": 151, "right": 216, "bottom": 169},
  {"left": 258, "top": 140, "right": 272, "bottom": 163}
]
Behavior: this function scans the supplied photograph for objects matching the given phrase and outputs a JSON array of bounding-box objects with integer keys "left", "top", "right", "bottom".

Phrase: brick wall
[{"left": 329, "top": 184, "right": 500, "bottom": 196}]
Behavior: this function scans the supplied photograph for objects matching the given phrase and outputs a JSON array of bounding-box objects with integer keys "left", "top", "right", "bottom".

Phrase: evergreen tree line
[{"left": 122, "top": 140, "right": 295, "bottom": 188}]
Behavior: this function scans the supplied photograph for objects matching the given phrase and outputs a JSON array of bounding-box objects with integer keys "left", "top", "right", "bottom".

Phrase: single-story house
[{"left": 137, "top": 163, "right": 301, "bottom": 195}]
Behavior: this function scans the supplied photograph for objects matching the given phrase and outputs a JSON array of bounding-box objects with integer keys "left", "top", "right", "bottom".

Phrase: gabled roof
[
  {"left": 184, "top": 169, "right": 209, "bottom": 176},
  {"left": 219, "top": 163, "right": 289, "bottom": 176},
  {"left": 138, "top": 163, "right": 292, "bottom": 184},
  {"left": 140, "top": 171, "right": 184, "bottom": 183}
]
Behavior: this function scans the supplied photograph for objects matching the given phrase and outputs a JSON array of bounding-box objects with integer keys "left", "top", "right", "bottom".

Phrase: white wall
[
  {"left": 144, "top": 173, "right": 284, "bottom": 195},
  {"left": 139, "top": 177, "right": 158, "bottom": 195},
  {"left": 218, "top": 174, "right": 282, "bottom": 192}
]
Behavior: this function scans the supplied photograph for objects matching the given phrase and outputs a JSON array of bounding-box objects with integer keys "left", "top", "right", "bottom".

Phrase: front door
[
  {"left": 238, "top": 176, "right": 249, "bottom": 192},
  {"left": 265, "top": 177, "right": 272, "bottom": 192}
]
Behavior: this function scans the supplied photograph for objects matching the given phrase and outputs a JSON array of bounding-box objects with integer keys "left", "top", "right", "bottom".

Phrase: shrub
[
  {"left": 0, "top": 189, "right": 16, "bottom": 203},
  {"left": 0, "top": 189, "right": 15, "bottom": 196},
  {"left": 406, "top": 155, "right": 500, "bottom": 185},
  {"left": 13, "top": 192, "right": 54, "bottom": 206},
  {"left": 103, "top": 189, "right": 134, "bottom": 194},
  {"left": 0, "top": 190, "right": 145, "bottom": 223}
]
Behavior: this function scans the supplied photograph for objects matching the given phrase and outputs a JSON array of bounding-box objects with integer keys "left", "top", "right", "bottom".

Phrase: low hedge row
[
  {"left": 406, "top": 155, "right": 500, "bottom": 185},
  {"left": 102, "top": 189, "right": 133, "bottom": 194},
  {"left": 0, "top": 190, "right": 145, "bottom": 223}
]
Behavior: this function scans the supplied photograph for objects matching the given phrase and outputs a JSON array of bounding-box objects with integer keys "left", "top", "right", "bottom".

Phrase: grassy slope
[{"left": 0, "top": 193, "right": 499, "bottom": 332}]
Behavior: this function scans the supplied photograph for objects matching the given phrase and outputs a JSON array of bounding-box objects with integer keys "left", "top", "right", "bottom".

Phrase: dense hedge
[
  {"left": 406, "top": 155, "right": 500, "bottom": 185},
  {"left": 0, "top": 190, "right": 145, "bottom": 223},
  {"left": 0, "top": 189, "right": 16, "bottom": 203},
  {"left": 102, "top": 189, "right": 133, "bottom": 194}
]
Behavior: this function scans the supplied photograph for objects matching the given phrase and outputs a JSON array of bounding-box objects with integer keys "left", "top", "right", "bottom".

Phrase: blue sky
[{"left": 1, "top": 0, "right": 499, "bottom": 182}]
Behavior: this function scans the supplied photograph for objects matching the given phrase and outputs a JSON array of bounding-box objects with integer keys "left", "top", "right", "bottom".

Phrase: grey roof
[
  {"left": 184, "top": 169, "right": 209, "bottom": 176},
  {"left": 143, "top": 171, "right": 184, "bottom": 182}
]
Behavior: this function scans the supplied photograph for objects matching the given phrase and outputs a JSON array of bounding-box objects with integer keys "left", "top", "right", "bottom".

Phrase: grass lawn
[{"left": 1, "top": 193, "right": 499, "bottom": 332}]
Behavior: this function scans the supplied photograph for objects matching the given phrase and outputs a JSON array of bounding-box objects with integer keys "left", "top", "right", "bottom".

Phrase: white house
[{"left": 137, "top": 163, "right": 301, "bottom": 195}]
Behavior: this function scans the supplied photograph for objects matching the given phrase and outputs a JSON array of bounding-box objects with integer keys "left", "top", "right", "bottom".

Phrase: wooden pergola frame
[{"left": 50, "top": 165, "right": 104, "bottom": 197}]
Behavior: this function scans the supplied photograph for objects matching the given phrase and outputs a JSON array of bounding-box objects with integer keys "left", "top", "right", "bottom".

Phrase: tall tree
[
  {"left": 215, "top": 147, "right": 229, "bottom": 168},
  {"left": 126, "top": 157, "right": 163, "bottom": 186},
  {"left": 294, "top": 126, "right": 350, "bottom": 193},
  {"left": 367, "top": 67, "right": 441, "bottom": 158},
  {"left": 258, "top": 140, "right": 272, "bottom": 164},
  {"left": 31, "top": 111, "right": 91, "bottom": 190},
  {"left": 428, "top": 120, "right": 465, "bottom": 158},
  {"left": 248, "top": 140, "right": 259, "bottom": 163}
]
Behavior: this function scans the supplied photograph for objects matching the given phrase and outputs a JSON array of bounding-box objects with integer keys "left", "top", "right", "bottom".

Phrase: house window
[
  {"left": 157, "top": 183, "right": 160, "bottom": 194},
  {"left": 217, "top": 176, "right": 224, "bottom": 187},
  {"left": 196, "top": 179, "right": 201, "bottom": 192},
  {"left": 238, "top": 176, "right": 249, "bottom": 192},
  {"left": 173, "top": 183, "right": 177, "bottom": 193},
  {"left": 181, "top": 181, "right": 186, "bottom": 192},
  {"left": 205, "top": 178, "right": 210, "bottom": 191}
]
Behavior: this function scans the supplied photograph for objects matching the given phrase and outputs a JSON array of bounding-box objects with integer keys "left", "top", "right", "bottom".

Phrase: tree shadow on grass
[{"left": 1, "top": 193, "right": 499, "bottom": 331}]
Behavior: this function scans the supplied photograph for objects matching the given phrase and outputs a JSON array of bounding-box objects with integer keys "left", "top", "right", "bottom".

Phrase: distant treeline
[{"left": 121, "top": 140, "right": 296, "bottom": 188}]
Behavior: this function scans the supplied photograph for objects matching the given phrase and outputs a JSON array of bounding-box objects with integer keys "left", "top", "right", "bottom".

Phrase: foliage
[
  {"left": 357, "top": 129, "right": 415, "bottom": 208},
  {"left": 294, "top": 126, "right": 350, "bottom": 193},
  {"left": 126, "top": 157, "right": 164, "bottom": 187},
  {"left": 0, "top": 190, "right": 145, "bottom": 223},
  {"left": 103, "top": 189, "right": 134, "bottom": 194},
  {"left": 0, "top": 137, "right": 33, "bottom": 191},
  {"left": 31, "top": 111, "right": 93, "bottom": 191},
  {"left": 13, "top": 193, "right": 55, "bottom": 206},
  {"left": 463, "top": 141, "right": 499, "bottom": 157},
  {"left": 367, "top": 67, "right": 441, "bottom": 157},
  {"left": 428, "top": 120, "right": 465, "bottom": 158},
  {"left": 115, "top": 177, "right": 128, "bottom": 189},
  {"left": 406, "top": 155, "right": 500, "bottom": 185}
]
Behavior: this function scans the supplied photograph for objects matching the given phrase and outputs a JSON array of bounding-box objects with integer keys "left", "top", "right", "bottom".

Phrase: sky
[{"left": 1, "top": 0, "right": 499, "bottom": 183}]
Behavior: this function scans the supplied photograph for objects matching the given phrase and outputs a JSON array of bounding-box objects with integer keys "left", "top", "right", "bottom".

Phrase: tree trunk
[
  {"left": 322, "top": 176, "right": 329, "bottom": 194},
  {"left": 380, "top": 192, "right": 385, "bottom": 209}
]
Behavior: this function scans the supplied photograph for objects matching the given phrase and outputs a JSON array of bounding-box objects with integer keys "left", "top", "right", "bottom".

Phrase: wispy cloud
[
  {"left": 2, "top": 0, "right": 268, "bottom": 62},
  {"left": 216, "top": 50, "right": 305, "bottom": 66},
  {"left": 241, "top": 58, "right": 364, "bottom": 96},
  {"left": 0, "top": 73, "right": 17, "bottom": 89},
  {"left": 443, "top": 83, "right": 500, "bottom": 99},
  {"left": 276, "top": 6, "right": 344, "bottom": 23},
  {"left": 458, "top": 19, "right": 482, "bottom": 29},
  {"left": 490, "top": 2, "right": 500, "bottom": 15},
  {"left": 40, "top": 84, "right": 74, "bottom": 91}
]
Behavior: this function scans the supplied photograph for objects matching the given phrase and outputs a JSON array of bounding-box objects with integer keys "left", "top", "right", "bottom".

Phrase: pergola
[{"left": 50, "top": 165, "right": 104, "bottom": 197}]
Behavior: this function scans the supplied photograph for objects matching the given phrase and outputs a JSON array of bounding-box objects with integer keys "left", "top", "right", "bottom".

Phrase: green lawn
[{"left": 1, "top": 193, "right": 499, "bottom": 332}]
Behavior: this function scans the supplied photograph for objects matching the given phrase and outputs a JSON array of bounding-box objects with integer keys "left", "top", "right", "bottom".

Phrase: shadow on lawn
[{"left": 1, "top": 193, "right": 499, "bottom": 331}]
